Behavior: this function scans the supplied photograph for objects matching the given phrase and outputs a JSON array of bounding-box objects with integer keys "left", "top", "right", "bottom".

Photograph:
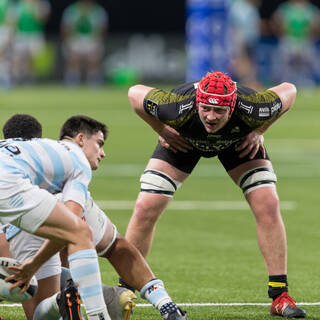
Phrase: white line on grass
[
  {"left": 95, "top": 200, "right": 296, "bottom": 211},
  {"left": 1, "top": 302, "right": 320, "bottom": 308},
  {"left": 137, "top": 302, "right": 320, "bottom": 307}
]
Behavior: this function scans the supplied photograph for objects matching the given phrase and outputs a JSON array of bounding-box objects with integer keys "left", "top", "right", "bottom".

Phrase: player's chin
[
  {"left": 205, "top": 123, "right": 218, "bottom": 133},
  {"left": 91, "top": 162, "right": 99, "bottom": 170}
]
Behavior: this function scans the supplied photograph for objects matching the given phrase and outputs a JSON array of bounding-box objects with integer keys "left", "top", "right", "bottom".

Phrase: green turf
[{"left": 0, "top": 85, "right": 319, "bottom": 319}]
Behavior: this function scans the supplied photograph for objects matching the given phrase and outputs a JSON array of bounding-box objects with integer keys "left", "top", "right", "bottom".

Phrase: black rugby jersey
[{"left": 144, "top": 82, "right": 282, "bottom": 156}]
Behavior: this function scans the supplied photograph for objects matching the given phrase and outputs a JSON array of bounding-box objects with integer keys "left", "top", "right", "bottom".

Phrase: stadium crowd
[
  {"left": 0, "top": 0, "right": 108, "bottom": 88},
  {"left": 1, "top": 0, "right": 320, "bottom": 88}
]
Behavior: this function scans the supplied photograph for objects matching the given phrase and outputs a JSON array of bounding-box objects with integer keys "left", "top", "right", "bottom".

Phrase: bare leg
[
  {"left": 32, "top": 201, "right": 110, "bottom": 320},
  {"left": 228, "top": 159, "right": 287, "bottom": 275},
  {"left": 247, "top": 187, "right": 286, "bottom": 274},
  {"left": 125, "top": 159, "right": 189, "bottom": 257},
  {"left": 0, "top": 233, "right": 10, "bottom": 258},
  {"left": 104, "top": 236, "right": 155, "bottom": 290},
  {"left": 125, "top": 193, "right": 172, "bottom": 257}
]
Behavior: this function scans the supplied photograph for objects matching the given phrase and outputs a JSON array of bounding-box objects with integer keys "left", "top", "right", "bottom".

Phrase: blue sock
[{"left": 68, "top": 249, "right": 109, "bottom": 319}]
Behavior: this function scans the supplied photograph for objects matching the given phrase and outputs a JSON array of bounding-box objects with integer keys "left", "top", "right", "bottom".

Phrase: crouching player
[{"left": 1, "top": 114, "right": 188, "bottom": 320}]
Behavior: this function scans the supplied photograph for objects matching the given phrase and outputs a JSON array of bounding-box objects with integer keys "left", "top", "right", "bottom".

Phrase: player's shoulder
[
  {"left": 235, "top": 84, "right": 281, "bottom": 121},
  {"left": 171, "top": 81, "right": 197, "bottom": 96},
  {"left": 39, "top": 139, "right": 90, "bottom": 169}
]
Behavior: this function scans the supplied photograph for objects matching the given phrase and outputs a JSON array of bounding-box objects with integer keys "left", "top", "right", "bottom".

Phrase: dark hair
[
  {"left": 3, "top": 114, "right": 42, "bottom": 139},
  {"left": 59, "top": 115, "right": 108, "bottom": 140}
]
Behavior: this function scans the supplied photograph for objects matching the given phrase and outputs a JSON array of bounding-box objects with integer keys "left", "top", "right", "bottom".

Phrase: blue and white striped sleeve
[{"left": 62, "top": 151, "right": 92, "bottom": 209}]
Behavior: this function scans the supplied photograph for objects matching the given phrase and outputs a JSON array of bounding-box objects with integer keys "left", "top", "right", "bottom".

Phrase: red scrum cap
[{"left": 196, "top": 72, "right": 237, "bottom": 116}]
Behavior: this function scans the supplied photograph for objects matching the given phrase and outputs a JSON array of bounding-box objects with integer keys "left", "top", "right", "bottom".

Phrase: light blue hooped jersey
[{"left": 0, "top": 138, "right": 91, "bottom": 207}]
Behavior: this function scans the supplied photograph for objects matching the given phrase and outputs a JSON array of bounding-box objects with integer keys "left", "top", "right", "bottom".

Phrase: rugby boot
[
  {"left": 57, "top": 278, "right": 83, "bottom": 320},
  {"left": 270, "top": 292, "right": 306, "bottom": 318},
  {"left": 160, "top": 302, "right": 189, "bottom": 320},
  {"left": 102, "top": 285, "right": 136, "bottom": 320}
]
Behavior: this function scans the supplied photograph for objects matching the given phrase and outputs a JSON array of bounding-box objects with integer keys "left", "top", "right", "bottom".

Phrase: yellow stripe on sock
[{"left": 268, "top": 282, "right": 287, "bottom": 287}]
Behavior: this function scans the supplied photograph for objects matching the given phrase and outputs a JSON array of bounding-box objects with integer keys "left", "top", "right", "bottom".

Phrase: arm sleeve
[
  {"left": 62, "top": 151, "right": 92, "bottom": 209},
  {"left": 143, "top": 83, "right": 197, "bottom": 128},
  {"left": 237, "top": 89, "right": 282, "bottom": 123}
]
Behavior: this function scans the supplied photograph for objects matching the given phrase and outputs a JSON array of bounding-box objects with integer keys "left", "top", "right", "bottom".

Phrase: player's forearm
[
  {"left": 135, "top": 108, "right": 165, "bottom": 135},
  {"left": 255, "top": 116, "right": 279, "bottom": 135},
  {"left": 29, "top": 240, "right": 64, "bottom": 272}
]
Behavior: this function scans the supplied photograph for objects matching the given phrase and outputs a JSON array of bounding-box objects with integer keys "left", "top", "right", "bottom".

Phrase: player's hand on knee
[
  {"left": 159, "top": 126, "right": 192, "bottom": 153},
  {"left": 235, "top": 131, "right": 266, "bottom": 159}
]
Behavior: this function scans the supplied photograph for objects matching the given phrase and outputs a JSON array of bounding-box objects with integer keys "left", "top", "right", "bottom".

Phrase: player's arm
[
  {"left": 128, "top": 84, "right": 165, "bottom": 134},
  {"left": 255, "top": 82, "right": 296, "bottom": 134},
  {"left": 236, "top": 82, "right": 296, "bottom": 159},
  {"left": 128, "top": 84, "right": 192, "bottom": 152}
]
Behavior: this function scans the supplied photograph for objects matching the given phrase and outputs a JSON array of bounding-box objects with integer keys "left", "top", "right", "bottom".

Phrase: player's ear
[{"left": 75, "top": 133, "right": 85, "bottom": 147}]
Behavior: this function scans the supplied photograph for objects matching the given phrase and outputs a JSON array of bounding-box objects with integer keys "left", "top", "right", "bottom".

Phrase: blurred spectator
[
  {"left": 270, "top": 0, "right": 320, "bottom": 86},
  {"left": 228, "top": 0, "right": 262, "bottom": 90},
  {"left": 11, "top": 0, "right": 50, "bottom": 85},
  {"left": 61, "top": 0, "right": 108, "bottom": 86},
  {"left": 0, "top": 0, "right": 14, "bottom": 89}
]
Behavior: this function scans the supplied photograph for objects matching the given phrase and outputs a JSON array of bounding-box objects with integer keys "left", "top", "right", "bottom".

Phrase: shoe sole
[
  {"left": 119, "top": 290, "right": 137, "bottom": 320},
  {"left": 271, "top": 315, "right": 306, "bottom": 319}
]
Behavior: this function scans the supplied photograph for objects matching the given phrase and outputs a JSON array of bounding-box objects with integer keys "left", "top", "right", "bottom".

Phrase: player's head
[
  {"left": 3, "top": 114, "right": 42, "bottom": 139},
  {"left": 196, "top": 72, "right": 237, "bottom": 133},
  {"left": 59, "top": 115, "right": 108, "bottom": 170}
]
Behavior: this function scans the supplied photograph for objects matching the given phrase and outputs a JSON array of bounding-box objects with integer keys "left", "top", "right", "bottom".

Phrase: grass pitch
[{"left": 0, "top": 85, "right": 319, "bottom": 319}]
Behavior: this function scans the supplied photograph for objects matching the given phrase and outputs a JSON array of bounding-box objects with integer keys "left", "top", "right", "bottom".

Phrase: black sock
[
  {"left": 268, "top": 275, "right": 288, "bottom": 299},
  {"left": 118, "top": 278, "right": 136, "bottom": 293}
]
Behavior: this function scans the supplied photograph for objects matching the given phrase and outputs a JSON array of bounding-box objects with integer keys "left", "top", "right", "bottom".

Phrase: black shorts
[{"left": 151, "top": 141, "right": 270, "bottom": 174}]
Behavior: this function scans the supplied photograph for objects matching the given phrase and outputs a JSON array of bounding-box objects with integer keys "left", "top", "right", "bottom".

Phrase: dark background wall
[
  {"left": 46, "top": 0, "right": 186, "bottom": 35},
  {"left": 46, "top": 0, "right": 320, "bottom": 35}
]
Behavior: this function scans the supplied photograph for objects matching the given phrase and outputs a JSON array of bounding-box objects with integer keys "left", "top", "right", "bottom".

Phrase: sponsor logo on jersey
[
  {"left": 179, "top": 101, "right": 194, "bottom": 114},
  {"left": 259, "top": 107, "right": 270, "bottom": 117},
  {"left": 239, "top": 102, "right": 253, "bottom": 114},
  {"left": 187, "top": 137, "right": 239, "bottom": 152},
  {"left": 208, "top": 98, "right": 219, "bottom": 104},
  {"left": 271, "top": 102, "right": 281, "bottom": 114},
  {"left": 146, "top": 100, "right": 158, "bottom": 117}
]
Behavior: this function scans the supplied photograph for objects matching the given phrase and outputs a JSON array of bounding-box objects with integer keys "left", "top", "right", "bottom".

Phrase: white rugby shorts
[
  {"left": 8, "top": 195, "right": 116, "bottom": 280},
  {"left": 0, "top": 174, "right": 57, "bottom": 233},
  {"left": 9, "top": 231, "right": 61, "bottom": 280},
  {"left": 83, "top": 196, "right": 116, "bottom": 248}
]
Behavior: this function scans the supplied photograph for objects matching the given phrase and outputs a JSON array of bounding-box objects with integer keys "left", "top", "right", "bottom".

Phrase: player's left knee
[
  {"left": 96, "top": 225, "right": 118, "bottom": 257},
  {"left": 237, "top": 166, "right": 277, "bottom": 195}
]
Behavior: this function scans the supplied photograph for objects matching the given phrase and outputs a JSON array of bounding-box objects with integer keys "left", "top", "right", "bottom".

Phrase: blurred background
[
  {"left": 2, "top": 0, "right": 320, "bottom": 89},
  {"left": 0, "top": 2, "right": 320, "bottom": 318}
]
